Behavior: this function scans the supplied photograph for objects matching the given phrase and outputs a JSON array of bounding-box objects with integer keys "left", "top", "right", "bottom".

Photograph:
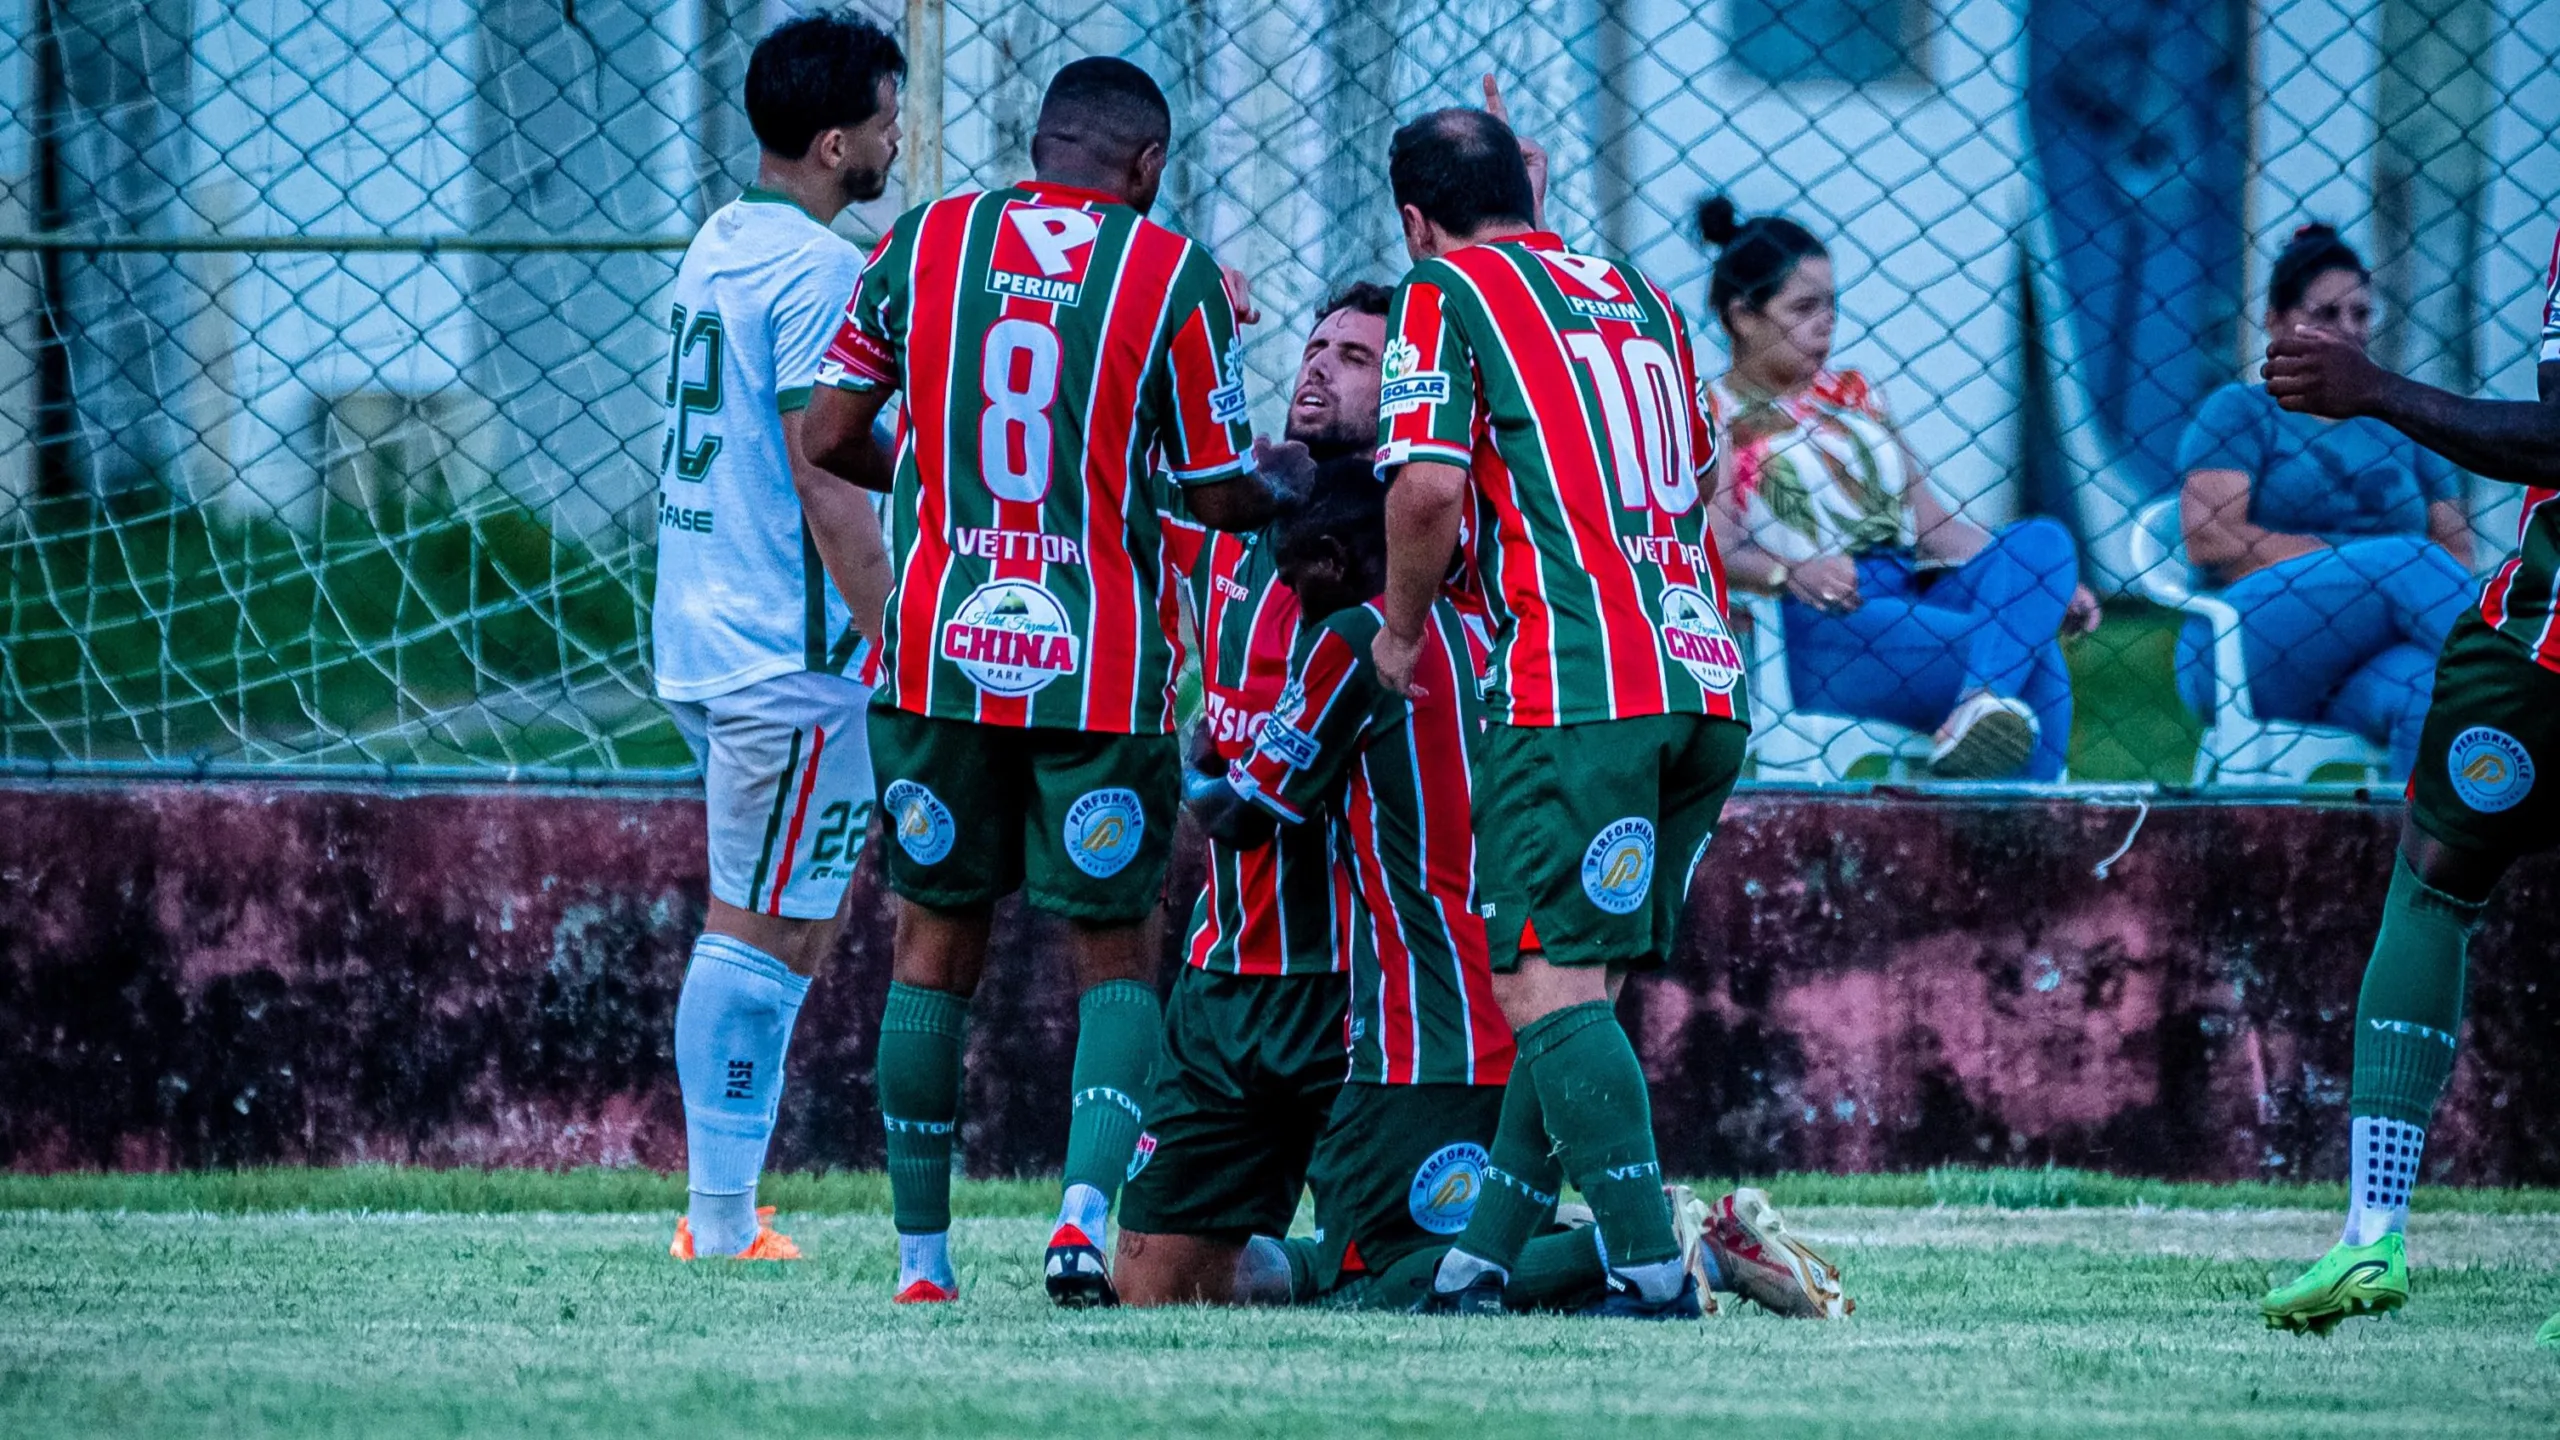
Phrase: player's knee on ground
[{"left": 1113, "top": 1230, "right": 1246, "bottom": 1306}]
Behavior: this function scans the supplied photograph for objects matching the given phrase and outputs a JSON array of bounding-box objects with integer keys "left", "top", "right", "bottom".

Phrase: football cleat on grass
[
  {"left": 1043, "top": 1223, "right": 1119, "bottom": 1309},
  {"left": 668, "top": 1207, "right": 803, "bottom": 1262},
  {"left": 1665, "top": 1185, "right": 1723, "bottom": 1319},
  {"left": 1930, "top": 693, "right": 2037, "bottom": 780},
  {"left": 1413, "top": 1273, "right": 1508, "bottom": 1317},
  {"left": 2534, "top": 1310, "right": 2560, "bottom": 1350},
  {"left": 2261, "top": 1234, "right": 2408, "bottom": 1335},
  {"left": 1578, "top": 1271, "right": 1706, "bottom": 1321},
  {"left": 1704, "top": 1187, "right": 1852, "bottom": 1319},
  {"left": 893, "top": 1277, "right": 959, "bottom": 1305}
]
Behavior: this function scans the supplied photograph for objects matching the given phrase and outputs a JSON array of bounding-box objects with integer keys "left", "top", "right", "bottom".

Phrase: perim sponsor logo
[
  {"left": 941, "top": 580, "right": 1081, "bottom": 696},
  {"left": 986, "top": 203, "right": 1101, "bottom": 306}
]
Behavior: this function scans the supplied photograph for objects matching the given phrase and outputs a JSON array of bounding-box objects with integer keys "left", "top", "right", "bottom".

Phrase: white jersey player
[{"left": 654, "top": 12, "right": 904, "bottom": 1263}]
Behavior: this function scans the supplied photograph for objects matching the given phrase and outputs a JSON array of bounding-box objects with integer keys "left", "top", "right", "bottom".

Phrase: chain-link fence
[{"left": 2, "top": 0, "right": 2554, "bottom": 785}]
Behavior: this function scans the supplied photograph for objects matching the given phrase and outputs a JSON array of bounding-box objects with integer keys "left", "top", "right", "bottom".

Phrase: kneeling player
[
  {"left": 1204, "top": 462, "right": 1850, "bottom": 1319},
  {"left": 2255, "top": 227, "right": 2560, "bottom": 1345}
]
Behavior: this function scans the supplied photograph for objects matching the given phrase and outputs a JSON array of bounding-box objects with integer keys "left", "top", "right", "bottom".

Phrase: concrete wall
[{"left": 1, "top": 782, "right": 2552, "bottom": 1184}]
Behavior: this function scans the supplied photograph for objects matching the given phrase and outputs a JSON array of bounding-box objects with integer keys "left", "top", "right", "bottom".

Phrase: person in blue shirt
[{"left": 2176, "top": 224, "right": 2475, "bottom": 780}]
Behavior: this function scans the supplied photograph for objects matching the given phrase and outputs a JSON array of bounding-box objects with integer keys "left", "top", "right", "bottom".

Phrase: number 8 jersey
[
  {"left": 1377, "top": 230, "right": 1743, "bottom": 729},
  {"left": 820, "top": 180, "right": 1256, "bottom": 733}
]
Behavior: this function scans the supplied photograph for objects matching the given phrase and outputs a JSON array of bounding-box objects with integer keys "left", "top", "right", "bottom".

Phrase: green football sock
[
  {"left": 877, "top": 981, "right": 970, "bottom": 1235},
  {"left": 1059, "top": 979, "right": 1160, "bottom": 1209},
  {"left": 1506, "top": 1226, "right": 1608, "bottom": 1311},
  {"left": 1440, "top": 1014, "right": 1579, "bottom": 1279},
  {"left": 2350, "top": 857, "right": 2483, "bottom": 1126},
  {"left": 1528, "top": 1001, "right": 1679, "bottom": 1273}
]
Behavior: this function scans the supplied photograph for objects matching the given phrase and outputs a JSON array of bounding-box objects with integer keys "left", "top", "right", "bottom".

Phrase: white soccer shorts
[{"left": 666, "top": 670, "right": 876, "bottom": 921}]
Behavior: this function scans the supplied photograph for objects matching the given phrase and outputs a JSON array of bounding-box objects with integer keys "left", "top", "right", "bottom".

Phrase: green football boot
[
  {"left": 2261, "top": 1234, "right": 2409, "bottom": 1336},
  {"left": 2534, "top": 1310, "right": 2560, "bottom": 1350}
]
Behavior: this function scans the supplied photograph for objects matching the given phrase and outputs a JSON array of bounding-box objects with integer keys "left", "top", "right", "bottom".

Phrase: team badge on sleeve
[
  {"left": 1408, "top": 1142, "right": 1489, "bottom": 1235},
  {"left": 885, "top": 780, "right": 957, "bottom": 865},
  {"left": 2447, "top": 726, "right": 2535, "bottom": 813},
  {"left": 1379, "top": 337, "right": 1449, "bottom": 415},
  {"left": 1064, "top": 788, "right": 1147, "bottom": 878},
  {"left": 1582, "top": 817, "right": 1656, "bottom": 914}
]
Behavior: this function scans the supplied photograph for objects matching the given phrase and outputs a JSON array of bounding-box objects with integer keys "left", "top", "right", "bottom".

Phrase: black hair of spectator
[
  {"left": 745, "top": 11, "right": 905, "bottom": 161},
  {"left": 1036, "top": 57, "right": 1173, "bottom": 170},
  {"left": 1316, "top": 281, "right": 1394, "bottom": 325},
  {"left": 1276, "top": 454, "right": 1389, "bottom": 577},
  {"left": 2269, "top": 223, "right": 2369, "bottom": 314},
  {"left": 1389, "top": 109, "right": 1537, "bottom": 239},
  {"left": 1697, "top": 195, "right": 1827, "bottom": 320}
]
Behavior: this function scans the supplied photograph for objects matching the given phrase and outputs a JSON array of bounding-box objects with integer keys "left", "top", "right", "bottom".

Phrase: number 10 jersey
[
  {"left": 1378, "top": 231, "right": 1743, "bottom": 730},
  {"left": 821, "top": 180, "right": 1256, "bottom": 733}
]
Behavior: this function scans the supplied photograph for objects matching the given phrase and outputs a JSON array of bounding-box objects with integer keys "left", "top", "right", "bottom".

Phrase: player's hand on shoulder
[
  {"left": 1219, "top": 264, "right": 1261, "bottom": 327},
  {"left": 2264, "top": 326, "right": 2387, "bottom": 419},
  {"left": 1253, "top": 437, "right": 1318, "bottom": 507},
  {"left": 1369, "top": 625, "right": 1428, "bottom": 699}
]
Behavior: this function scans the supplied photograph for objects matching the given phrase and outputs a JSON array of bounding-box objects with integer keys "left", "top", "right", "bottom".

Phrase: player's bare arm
[
  {"left": 804, "top": 383, "right": 896, "bottom": 492},
  {"left": 2266, "top": 330, "right": 2560, "bottom": 486},
  {"left": 1186, "top": 472, "right": 1278, "bottom": 533},
  {"left": 783, "top": 409, "right": 892, "bottom": 643},
  {"left": 1374, "top": 459, "right": 1466, "bottom": 696}
]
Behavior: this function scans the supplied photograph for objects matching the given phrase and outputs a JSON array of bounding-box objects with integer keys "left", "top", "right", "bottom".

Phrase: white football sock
[
  {"left": 2342, "top": 1115, "right": 2425, "bottom": 1248},
  {"left": 899, "top": 1230, "right": 955, "bottom": 1292},
  {"left": 1055, "top": 1182, "right": 1109, "bottom": 1241},
  {"left": 1616, "top": 1256, "right": 1687, "bottom": 1303},
  {"left": 1431, "top": 1248, "right": 1508, "bottom": 1294},
  {"left": 674, "top": 933, "right": 810, "bottom": 1257}
]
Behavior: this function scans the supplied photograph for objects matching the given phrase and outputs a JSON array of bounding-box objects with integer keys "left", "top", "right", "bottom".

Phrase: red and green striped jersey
[
  {"left": 1232, "top": 599, "right": 1513, "bottom": 1086},
  {"left": 2478, "top": 225, "right": 2560, "bottom": 672},
  {"left": 1176, "top": 528, "right": 1345, "bottom": 976},
  {"left": 1378, "top": 231, "right": 1746, "bottom": 730},
  {"left": 820, "top": 180, "right": 1257, "bottom": 732}
]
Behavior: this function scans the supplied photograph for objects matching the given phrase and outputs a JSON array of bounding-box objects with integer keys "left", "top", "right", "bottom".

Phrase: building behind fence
[{"left": 0, "top": 0, "right": 2554, "bottom": 779}]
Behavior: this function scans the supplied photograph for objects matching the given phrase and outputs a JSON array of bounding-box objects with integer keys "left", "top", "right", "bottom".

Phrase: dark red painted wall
[{"left": 0, "top": 783, "right": 2551, "bottom": 1183}]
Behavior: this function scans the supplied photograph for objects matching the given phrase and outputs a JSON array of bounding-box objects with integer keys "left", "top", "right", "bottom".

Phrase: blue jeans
[
  {"left": 2174, "top": 535, "right": 2470, "bottom": 781},
  {"left": 1783, "top": 518, "right": 2079, "bottom": 781}
]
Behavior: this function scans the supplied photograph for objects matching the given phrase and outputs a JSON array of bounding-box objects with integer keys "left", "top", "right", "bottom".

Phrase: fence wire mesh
[{"left": 1, "top": 0, "right": 2554, "bottom": 785}]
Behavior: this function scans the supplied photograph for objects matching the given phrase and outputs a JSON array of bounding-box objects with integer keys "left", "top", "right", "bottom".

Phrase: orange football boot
[{"left": 669, "top": 1206, "right": 804, "bottom": 1261}]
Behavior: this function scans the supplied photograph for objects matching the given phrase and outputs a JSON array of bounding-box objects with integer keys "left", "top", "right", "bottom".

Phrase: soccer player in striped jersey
[
  {"left": 1371, "top": 109, "right": 1745, "bottom": 1319},
  {"left": 802, "top": 57, "right": 1271, "bottom": 1307},
  {"left": 2257, "top": 228, "right": 2560, "bottom": 1344},
  {"left": 653, "top": 13, "right": 903, "bottom": 1263},
  {"left": 1113, "top": 284, "right": 1392, "bottom": 1305}
]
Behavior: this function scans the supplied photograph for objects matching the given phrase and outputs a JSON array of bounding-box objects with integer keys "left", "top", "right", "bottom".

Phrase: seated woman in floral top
[{"left": 1700, "top": 198, "right": 2100, "bottom": 780}]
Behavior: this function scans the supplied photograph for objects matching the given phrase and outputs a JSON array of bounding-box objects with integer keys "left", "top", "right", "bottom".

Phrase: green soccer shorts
[
  {"left": 867, "top": 705, "right": 1179, "bottom": 922},
  {"left": 2408, "top": 612, "right": 2560, "bottom": 860},
  {"left": 1115, "top": 965, "right": 1349, "bottom": 1242},
  {"left": 1471, "top": 713, "right": 1748, "bottom": 972},
  {"left": 1293, "top": 1081, "right": 1507, "bottom": 1296}
]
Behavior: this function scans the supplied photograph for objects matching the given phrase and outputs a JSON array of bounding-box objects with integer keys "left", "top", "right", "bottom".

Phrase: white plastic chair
[
  {"left": 2125, "top": 495, "right": 2385, "bottom": 787},
  {"left": 1733, "top": 588, "right": 1933, "bottom": 783}
]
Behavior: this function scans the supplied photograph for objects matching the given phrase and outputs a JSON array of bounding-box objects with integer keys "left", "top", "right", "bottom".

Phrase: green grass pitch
[{"left": 0, "top": 1171, "right": 2553, "bottom": 1438}]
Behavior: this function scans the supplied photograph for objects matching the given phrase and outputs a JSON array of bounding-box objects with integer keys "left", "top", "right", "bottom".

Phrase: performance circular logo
[
  {"left": 1407, "top": 1141, "right": 1489, "bottom": 1235},
  {"left": 1581, "top": 816, "right": 1656, "bottom": 915},
  {"left": 884, "top": 780, "right": 955, "bottom": 865},
  {"left": 2447, "top": 726, "right": 2535, "bottom": 813},
  {"left": 1063, "top": 787, "right": 1146, "bottom": 878},
  {"left": 940, "top": 580, "right": 1082, "bottom": 697},
  {"left": 1657, "top": 584, "right": 1742, "bottom": 695}
]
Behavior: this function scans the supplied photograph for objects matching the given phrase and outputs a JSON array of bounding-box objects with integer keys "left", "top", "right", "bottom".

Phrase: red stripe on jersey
[
  {"left": 1165, "top": 308, "right": 1245, "bottom": 480},
  {"left": 1384, "top": 281, "right": 1471, "bottom": 465},
  {"left": 1447, "top": 247, "right": 1665, "bottom": 721},
  {"left": 1079, "top": 222, "right": 1189, "bottom": 729},
  {"left": 1186, "top": 536, "right": 1316, "bottom": 976},
  {"left": 894, "top": 196, "right": 975, "bottom": 707},
  {"left": 1413, "top": 618, "right": 1510, "bottom": 1084},
  {"left": 1344, "top": 785, "right": 1417, "bottom": 1083}
]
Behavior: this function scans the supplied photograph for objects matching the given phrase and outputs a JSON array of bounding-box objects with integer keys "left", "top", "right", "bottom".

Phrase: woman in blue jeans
[
  {"left": 2176, "top": 225, "right": 2474, "bottom": 780},
  {"left": 1699, "top": 198, "right": 2101, "bottom": 780}
]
